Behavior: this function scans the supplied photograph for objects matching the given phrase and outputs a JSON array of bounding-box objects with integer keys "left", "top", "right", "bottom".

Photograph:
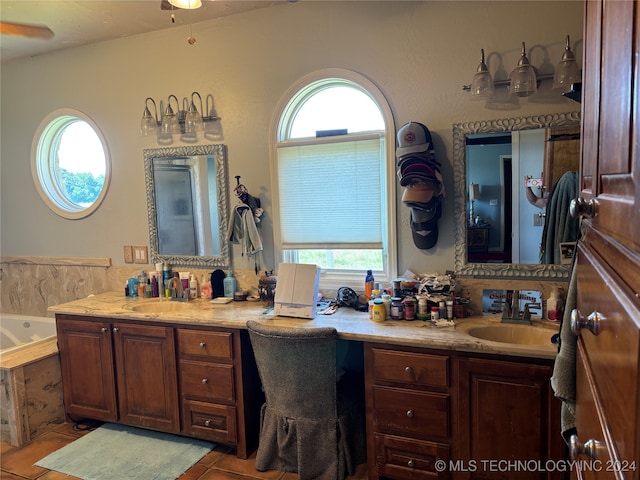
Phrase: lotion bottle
[
  {"left": 546, "top": 288, "right": 564, "bottom": 321},
  {"left": 189, "top": 274, "right": 198, "bottom": 299},
  {"left": 200, "top": 274, "right": 212, "bottom": 299},
  {"left": 223, "top": 270, "right": 237, "bottom": 298}
]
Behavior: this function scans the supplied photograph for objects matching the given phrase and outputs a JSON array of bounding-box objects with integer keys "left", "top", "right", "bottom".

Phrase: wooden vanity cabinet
[
  {"left": 365, "top": 343, "right": 564, "bottom": 480},
  {"left": 55, "top": 315, "right": 262, "bottom": 459},
  {"left": 56, "top": 315, "right": 180, "bottom": 433}
]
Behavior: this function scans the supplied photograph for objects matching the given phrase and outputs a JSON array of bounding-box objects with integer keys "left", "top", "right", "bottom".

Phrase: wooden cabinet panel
[
  {"left": 179, "top": 360, "right": 235, "bottom": 403},
  {"left": 181, "top": 399, "right": 237, "bottom": 444},
  {"left": 113, "top": 322, "right": 180, "bottom": 433},
  {"left": 56, "top": 317, "right": 117, "bottom": 422},
  {"left": 373, "top": 433, "right": 450, "bottom": 480},
  {"left": 370, "top": 348, "right": 449, "bottom": 388}
]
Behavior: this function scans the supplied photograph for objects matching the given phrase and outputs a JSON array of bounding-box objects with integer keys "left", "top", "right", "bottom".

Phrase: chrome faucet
[
  {"left": 167, "top": 275, "right": 188, "bottom": 301},
  {"left": 501, "top": 290, "right": 529, "bottom": 324}
]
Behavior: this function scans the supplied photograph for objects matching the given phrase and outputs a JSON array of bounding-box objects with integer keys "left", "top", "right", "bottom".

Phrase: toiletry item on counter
[
  {"left": 446, "top": 299, "right": 454, "bottom": 320},
  {"left": 137, "top": 271, "right": 147, "bottom": 297},
  {"left": 223, "top": 270, "right": 237, "bottom": 298},
  {"left": 390, "top": 297, "right": 403, "bottom": 320},
  {"left": 381, "top": 293, "right": 391, "bottom": 319},
  {"left": 211, "top": 269, "right": 226, "bottom": 298},
  {"left": 127, "top": 277, "right": 138, "bottom": 297},
  {"left": 200, "top": 274, "right": 212, "bottom": 299},
  {"left": 151, "top": 274, "right": 159, "bottom": 297},
  {"left": 431, "top": 306, "right": 440, "bottom": 322},
  {"left": 546, "top": 288, "right": 564, "bottom": 321},
  {"left": 189, "top": 274, "right": 198, "bottom": 299},
  {"left": 371, "top": 298, "right": 386, "bottom": 322},
  {"left": 163, "top": 263, "right": 172, "bottom": 298},
  {"left": 364, "top": 270, "right": 374, "bottom": 300}
]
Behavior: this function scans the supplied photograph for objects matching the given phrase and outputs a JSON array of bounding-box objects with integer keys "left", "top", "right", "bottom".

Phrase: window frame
[
  {"left": 269, "top": 68, "right": 397, "bottom": 290},
  {"left": 31, "top": 108, "right": 111, "bottom": 220}
]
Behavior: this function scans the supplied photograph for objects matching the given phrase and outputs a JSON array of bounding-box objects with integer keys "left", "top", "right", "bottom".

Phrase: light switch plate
[
  {"left": 123, "top": 245, "right": 134, "bottom": 263},
  {"left": 133, "top": 246, "right": 148, "bottom": 264}
]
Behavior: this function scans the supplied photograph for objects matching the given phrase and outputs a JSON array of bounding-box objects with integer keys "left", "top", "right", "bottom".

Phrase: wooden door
[
  {"left": 456, "top": 357, "right": 564, "bottom": 480},
  {"left": 56, "top": 316, "right": 118, "bottom": 422},
  {"left": 112, "top": 322, "right": 180, "bottom": 433}
]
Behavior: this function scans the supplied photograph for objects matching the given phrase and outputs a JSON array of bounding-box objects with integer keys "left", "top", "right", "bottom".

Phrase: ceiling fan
[{"left": 0, "top": 21, "right": 54, "bottom": 39}]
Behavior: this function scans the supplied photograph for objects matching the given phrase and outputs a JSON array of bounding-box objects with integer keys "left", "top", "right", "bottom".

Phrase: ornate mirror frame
[
  {"left": 144, "top": 144, "right": 231, "bottom": 268},
  {"left": 452, "top": 111, "right": 580, "bottom": 279}
]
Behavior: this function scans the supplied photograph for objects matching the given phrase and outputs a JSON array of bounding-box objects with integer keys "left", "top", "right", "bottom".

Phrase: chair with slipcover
[{"left": 246, "top": 320, "right": 366, "bottom": 480}]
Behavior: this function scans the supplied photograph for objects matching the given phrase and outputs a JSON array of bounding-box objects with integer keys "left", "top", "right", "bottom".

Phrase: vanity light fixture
[
  {"left": 462, "top": 35, "right": 581, "bottom": 98},
  {"left": 140, "top": 92, "right": 221, "bottom": 143},
  {"left": 169, "top": 0, "right": 202, "bottom": 9},
  {"left": 469, "top": 183, "right": 481, "bottom": 226}
]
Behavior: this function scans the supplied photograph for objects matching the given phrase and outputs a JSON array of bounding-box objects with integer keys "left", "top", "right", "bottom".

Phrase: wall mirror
[
  {"left": 144, "top": 144, "right": 230, "bottom": 268},
  {"left": 453, "top": 112, "right": 580, "bottom": 279}
]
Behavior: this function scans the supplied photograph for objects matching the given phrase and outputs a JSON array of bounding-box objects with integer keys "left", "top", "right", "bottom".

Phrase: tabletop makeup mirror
[
  {"left": 453, "top": 112, "right": 580, "bottom": 279},
  {"left": 144, "top": 144, "right": 231, "bottom": 268}
]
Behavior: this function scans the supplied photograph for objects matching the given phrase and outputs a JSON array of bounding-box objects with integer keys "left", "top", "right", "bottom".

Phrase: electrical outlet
[
  {"left": 133, "top": 246, "right": 148, "bottom": 264},
  {"left": 123, "top": 245, "right": 134, "bottom": 263},
  {"left": 533, "top": 213, "right": 543, "bottom": 227}
]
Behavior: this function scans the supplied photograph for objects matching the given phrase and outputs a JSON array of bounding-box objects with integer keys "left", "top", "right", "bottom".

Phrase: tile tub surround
[
  {"left": 48, "top": 291, "right": 559, "bottom": 360},
  {"left": 1, "top": 337, "right": 64, "bottom": 447}
]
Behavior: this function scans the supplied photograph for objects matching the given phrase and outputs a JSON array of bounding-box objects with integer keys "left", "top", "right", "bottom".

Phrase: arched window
[
  {"left": 31, "top": 109, "right": 110, "bottom": 219},
  {"left": 271, "top": 69, "right": 397, "bottom": 288}
]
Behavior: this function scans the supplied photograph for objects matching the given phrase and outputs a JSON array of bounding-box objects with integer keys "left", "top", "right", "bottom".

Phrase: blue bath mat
[{"left": 35, "top": 423, "right": 214, "bottom": 480}]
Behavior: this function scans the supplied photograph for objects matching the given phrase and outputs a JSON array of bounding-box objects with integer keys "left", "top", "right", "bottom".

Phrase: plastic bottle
[
  {"left": 200, "top": 274, "right": 212, "bottom": 299},
  {"left": 381, "top": 293, "right": 391, "bottom": 319},
  {"left": 151, "top": 274, "right": 159, "bottom": 297},
  {"left": 371, "top": 298, "right": 386, "bottom": 322},
  {"left": 163, "top": 263, "right": 172, "bottom": 298},
  {"left": 223, "top": 270, "right": 237, "bottom": 298},
  {"left": 546, "top": 288, "right": 564, "bottom": 321},
  {"left": 138, "top": 270, "right": 147, "bottom": 297},
  {"left": 365, "top": 270, "right": 375, "bottom": 300},
  {"left": 189, "top": 274, "right": 199, "bottom": 299}
]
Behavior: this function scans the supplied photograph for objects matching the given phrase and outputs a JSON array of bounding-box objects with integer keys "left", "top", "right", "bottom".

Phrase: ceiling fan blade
[{"left": 0, "top": 21, "right": 54, "bottom": 39}]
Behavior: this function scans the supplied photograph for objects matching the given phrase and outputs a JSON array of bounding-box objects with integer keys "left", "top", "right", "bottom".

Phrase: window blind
[{"left": 277, "top": 135, "right": 383, "bottom": 249}]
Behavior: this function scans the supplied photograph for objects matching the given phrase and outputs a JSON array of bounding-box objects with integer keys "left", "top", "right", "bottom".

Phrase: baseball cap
[
  {"left": 402, "top": 181, "right": 438, "bottom": 204},
  {"left": 396, "top": 122, "right": 434, "bottom": 158},
  {"left": 410, "top": 197, "right": 442, "bottom": 250}
]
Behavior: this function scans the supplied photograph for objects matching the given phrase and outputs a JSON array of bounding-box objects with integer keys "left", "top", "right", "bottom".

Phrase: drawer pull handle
[
  {"left": 570, "top": 434, "right": 602, "bottom": 461},
  {"left": 204, "top": 420, "right": 211, "bottom": 427},
  {"left": 199, "top": 342, "right": 206, "bottom": 348},
  {"left": 571, "top": 309, "right": 602, "bottom": 336},
  {"left": 570, "top": 197, "right": 598, "bottom": 219},
  {"left": 113, "top": 327, "right": 119, "bottom": 333},
  {"left": 406, "top": 409, "right": 414, "bottom": 418},
  {"left": 101, "top": 327, "right": 108, "bottom": 333},
  {"left": 407, "top": 459, "right": 415, "bottom": 468},
  {"left": 201, "top": 378, "right": 208, "bottom": 385},
  {"left": 404, "top": 366, "right": 413, "bottom": 374}
]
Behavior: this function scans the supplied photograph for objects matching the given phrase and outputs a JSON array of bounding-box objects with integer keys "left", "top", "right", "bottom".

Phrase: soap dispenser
[
  {"left": 223, "top": 270, "right": 237, "bottom": 298},
  {"left": 546, "top": 288, "right": 564, "bottom": 321}
]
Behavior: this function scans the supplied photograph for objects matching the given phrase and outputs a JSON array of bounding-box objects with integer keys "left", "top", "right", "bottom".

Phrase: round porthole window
[{"left": 31, "top": 109, "right": 111, "bottom": 219}]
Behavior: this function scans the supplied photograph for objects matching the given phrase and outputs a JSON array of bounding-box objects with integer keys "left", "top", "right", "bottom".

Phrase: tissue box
[{"left": 273, "top": 263, "right": 320, "bottom": 319}]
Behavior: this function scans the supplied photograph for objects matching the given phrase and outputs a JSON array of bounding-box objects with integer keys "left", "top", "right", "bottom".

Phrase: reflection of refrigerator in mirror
[{"left": 154, "top": 165, "right": 198, "bottom": 255}]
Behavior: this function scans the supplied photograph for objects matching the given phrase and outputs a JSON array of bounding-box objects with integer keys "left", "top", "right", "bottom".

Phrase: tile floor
[{"left": 0, "top": 423, "right": 369, "bottom": 480}]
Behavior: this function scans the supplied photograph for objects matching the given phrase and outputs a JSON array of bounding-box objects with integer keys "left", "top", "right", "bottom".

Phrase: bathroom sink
[
  {"left": 466, "top": 324, "right": 558, "bottom": 346},
  {"left": 131, "top": 302, "right": 194, "bottom": 313}
]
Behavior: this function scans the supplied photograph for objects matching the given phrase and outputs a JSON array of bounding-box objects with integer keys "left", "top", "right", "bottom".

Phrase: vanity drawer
[
  {"left": 182, "top": 399, "right": 237, "bottom": 444},
  {"left": 373, "top": 385, "right": 449, "bottom": 439},
  {"left": 370, "top": 348, "right": 449, "bottom": 388},
  {"left": 374, "top": 433, "right": 450, "bottom": 480},
  {"left": 177, "top": 329, "right": 233, "bottom": 361},
  {"left": 180, "top": 360, "right": 235, "bottom": 402}
]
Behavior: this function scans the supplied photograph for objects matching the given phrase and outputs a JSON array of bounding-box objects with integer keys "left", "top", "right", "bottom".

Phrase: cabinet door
[
  {"left": 581, "top": 0, "right": 639, "bottom": 253},
  {"left": 56, "top": 316, "right": 118, "bottom": 422},
  {"left": 456, "top": 357, "right": 564, "bottom": 480},
  {"left": 112, "top": 322, "right": 180, "bottom": 433}
]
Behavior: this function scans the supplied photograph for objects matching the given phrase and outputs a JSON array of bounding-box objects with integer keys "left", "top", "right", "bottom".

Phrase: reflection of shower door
[{"left": 154, "top": 167, "right": 198, "bottom": 255}]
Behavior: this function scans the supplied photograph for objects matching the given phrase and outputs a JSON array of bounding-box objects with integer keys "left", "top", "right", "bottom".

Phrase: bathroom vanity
[{"left": 50, "top": 292, "right": 563, "bottom": 474}]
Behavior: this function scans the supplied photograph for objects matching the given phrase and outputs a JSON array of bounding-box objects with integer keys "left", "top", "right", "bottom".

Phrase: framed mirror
[
  {"left": 453, "top": 112, "right": 580, "bottom": 279},
  {"left": 144, "top": 144, "right": 231, "bottom": 268}
]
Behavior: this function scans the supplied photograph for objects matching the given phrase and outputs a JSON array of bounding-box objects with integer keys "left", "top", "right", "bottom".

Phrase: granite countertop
[{"left": 48, "top": 291, "right": 560, "bottom": 360}]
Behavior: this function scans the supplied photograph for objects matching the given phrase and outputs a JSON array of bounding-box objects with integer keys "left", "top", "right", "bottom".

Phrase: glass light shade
[
  {"left": 169, "top": 0, "right": 202, "bottom": 9},
  {"left": 470, "top": 49, "right": 494, "bottom": 97},
  {"left": 469, "top": 183, "right": 481, "bottom": 201},
  {"left": 140, "top": 108, "right": 159, "bottom": 136},
  {"left": 553, "top": 35, "right": 581, "bottom": 91},
  {"left": 161, "top": 106, "right": 181, "bottom": 135},
  {"left": 184, "top": 102, "right": 204, "bottom": 133},
  {"left": 509, "top": 42, "right": 537, "bottom": 97}
]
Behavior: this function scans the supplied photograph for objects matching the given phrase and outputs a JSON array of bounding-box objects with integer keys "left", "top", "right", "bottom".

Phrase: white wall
[{"left": 0, "top": 1, "right": 583, "bottom": 279}]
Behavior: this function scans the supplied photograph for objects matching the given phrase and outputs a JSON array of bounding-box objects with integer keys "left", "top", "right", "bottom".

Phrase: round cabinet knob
[
  {"left": 571, "top": 309, "right": 602, "bottom": 336},
  {"left": 204, "top": 420, "right": 211, "bottom": 427},
  {"left": 101, "top": 327, "right": 108, "bottom": 333},
  {"left": 407, "top": 459, "right": 415, "bottom": 468},
  {"left": 570, "top": 197, "right": 598, "bottom": 219},
  {"left": 199, "top": 342, "right": 206, "bottom": 348},
  {"left": 405, "top": 366, "right": 413, "bottom": 374},
  {"left": 113, "top": 327, "right": 119, "bottom": 333},
  {"left": 406, "top": 409, "right": 414, "bottom": 418},
  {"left": 201, "top": 378, "right": 208, "bottom": 385},
  {"left": 570, "top": 434, "right": 603, "bottom": 461}
]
